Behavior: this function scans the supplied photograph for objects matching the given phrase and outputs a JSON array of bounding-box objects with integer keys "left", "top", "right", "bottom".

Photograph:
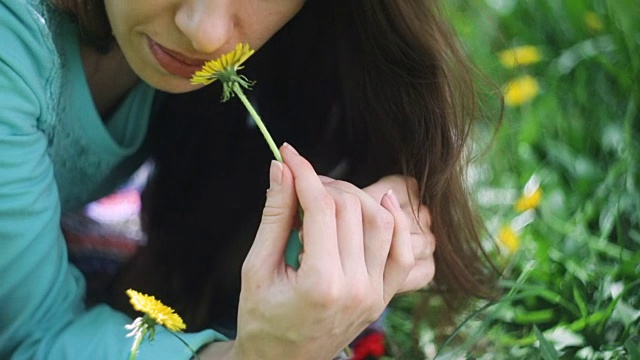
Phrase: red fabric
[{"left": 352, "top": 332, "right": 385, "bottom": 360}]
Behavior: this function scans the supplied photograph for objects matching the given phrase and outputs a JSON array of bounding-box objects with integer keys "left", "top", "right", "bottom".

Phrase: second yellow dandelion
[
  {"left": 503, "top": 75, "right": 540, "bottom": 107},
  {"left": 127, "top": 289, "right": 186, "bottom": 332},
  {"left": 498, "top": 225, "right": 520, "bottom": 253},
  {"left": 499, "top": 45, "right": 542, "bottom": 68}
]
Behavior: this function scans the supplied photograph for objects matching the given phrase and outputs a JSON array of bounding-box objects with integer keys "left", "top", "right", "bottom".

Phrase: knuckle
[
  {"left": 308, "top": 281, "right": 342, "bottom": 307},
  {"left": 405, "top": 176, "right": 420, "bottom": 194},
  {"left": 372, "top": 209, "right": 395, "bottom": 233},
  {"left": 426, "top": 231, "right": 436, "bottom": 252},
  {"left": 398, "top": 247, "right": 416, "bottom": 269},
  {"left": 240, "top": 257, "right": 258, "bottom": 281},
  {"left": 414, "top": 262, "right": 436, "bottom": 289},
  {"left": 411, "top": 233, "right": 435, "bottom": 262},
  {"left": 346, "top": 280, "right": 369, "bottom": 304},
  {"left": 315, "top": 193, "right": 336, "bottom": 214},
  {"left": 260, "top": 204, "right": 282, "bottom": 225},
  {"left": 334, "top": 191, "right": 361, "bottom": 213},
  {"left": 330, "top": 179, "right": 360, "bottom": 192},
  {"left": 419, "top": 205, "right": 432, "bottom": 227},
  {"left": 424, "top": 261, "right": 436, "bottom": 283},
  {"left": 299, "top": 272, "right": 343, "bottom": 307}
]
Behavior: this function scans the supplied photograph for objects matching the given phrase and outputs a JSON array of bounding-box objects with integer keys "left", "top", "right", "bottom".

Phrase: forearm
[{"left": 198, "top": 339, "right": 343, "bottom": 360}]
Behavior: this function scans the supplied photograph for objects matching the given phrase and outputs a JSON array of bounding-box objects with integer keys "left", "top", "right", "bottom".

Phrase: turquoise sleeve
[
  {"left": 285, "top": 229, "right": 303, "bottom": 269},
  {"left": 0, "top": 2, "right": 226, "bottom": 359}
]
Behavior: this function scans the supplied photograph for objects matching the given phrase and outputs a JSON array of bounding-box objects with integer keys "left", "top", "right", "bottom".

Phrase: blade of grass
[{"left": 533, "top": 325, "right": 560, "bottom": 360}]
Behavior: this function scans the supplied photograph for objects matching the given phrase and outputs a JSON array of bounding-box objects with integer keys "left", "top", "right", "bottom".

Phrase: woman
[
  {"left": 0, "top": 0, "right": 495, "bottom": 359},
  {"left": 111, "top": 0, "right": 498, "bottom": 335}
]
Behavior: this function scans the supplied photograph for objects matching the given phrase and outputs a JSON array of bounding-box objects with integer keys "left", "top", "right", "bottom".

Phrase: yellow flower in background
[
  {"left": 498, "top": 45, "right": 542, "bottom": 68},
  {"left": 126, "top": 289, "right": 186, "bottom": 332},
  {"left": 498, "top": 225, "right": 520, "bottom": 253},
  {"left": 584, "top": 11, "right": 604, "bottom": 33},
  {"left": 515, "top": 187, "right": 542, "bottom": 212},
  {"left": 503, "top": 75, "right": 540, "bottom": 107},
  {"left": 515, "top": 174, "right": 542, "bottom": 212}
]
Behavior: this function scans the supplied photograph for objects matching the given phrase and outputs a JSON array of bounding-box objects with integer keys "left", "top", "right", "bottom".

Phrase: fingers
[
  {"left": 412, "top": 203, "right": 432, "bottom": 235},
  {"left": 400, "top": 257, "right": 435, "bottom": 293},
  {"left": 321, "top": 179, "right": 395, "bottom": 280},
  {"left": 239, "top": 147, "right": 421, "bottom": 360},
  {"left": 281, "top": 144, "right": 341, "bottom": 274},
  {"left": 362, "top": 175, "right": 425, "bottom": 233},
  {"left": 244, "top": 160, "right": 298, "bottom": 276},
  {"left": 363, "top": 176, "right": 437, "bottom": 293},
  {"left": 395, "top": 231, "right": 436, "bottom": 293},
  {"left": 253, "top": 145, "right": 424, "bottom": 302},
  {"left": 380, "top": 190, "right": 414, "bottom": 302},
  {"left": 324, "top": 186, "right": 366, "bottom": 275},
  {"left": 411, "top": 211, "right": 435, "bottom": 261},
  {"left": 322, "top": 178, "right": 415, "bottom": 305}
]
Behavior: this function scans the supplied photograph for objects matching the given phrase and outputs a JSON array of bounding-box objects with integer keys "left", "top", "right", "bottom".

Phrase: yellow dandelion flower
[
  {"left": 515, "top": 187, "right": 542, "bottom": 212},
  {"left": 584, "top": 11, "right": 604, "bottom": 33},
  {"left": 190, "top": 42, "right": 282, "bottom": 162},
  {"left": 190, "top": 43, "right": 255, "bottom": 102},
  {"left": 514, "top": 175, "right": 542, "bottom": 212},
  {"left": 498, "top": 225, "right": 520, "bottom": 253},
  {"left": 126, "top": 289, "right": 186, "bottom": 332},
  {"left": 498, "top": 45, "right": 542, "bottom": 68},
  {"left": 503, "top": 75, "right": 540, "bottom": 107}
]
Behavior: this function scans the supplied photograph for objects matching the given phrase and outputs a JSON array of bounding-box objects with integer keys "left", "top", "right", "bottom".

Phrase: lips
[{"left": 148, "top": 37, "right": 206, "bottom": 79}]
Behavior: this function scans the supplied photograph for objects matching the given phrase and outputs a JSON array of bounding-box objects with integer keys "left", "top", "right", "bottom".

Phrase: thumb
[{"left": 245, "top": 160, "right": 298, "bottom": 274}]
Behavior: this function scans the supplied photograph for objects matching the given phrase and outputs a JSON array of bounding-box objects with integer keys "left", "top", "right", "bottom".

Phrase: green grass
[{"left": 385, "top": 1, "right": 640, "bottom": 358}]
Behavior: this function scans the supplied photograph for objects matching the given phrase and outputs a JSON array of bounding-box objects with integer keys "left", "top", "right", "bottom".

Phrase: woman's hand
[
  {"left": 229, "top": 144, "right": 414, "bottom": 360},
  {"left": 360, "top": 175, "right": 436, "bottom": 293}
]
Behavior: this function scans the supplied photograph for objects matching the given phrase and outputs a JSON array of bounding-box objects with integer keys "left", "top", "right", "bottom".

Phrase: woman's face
[{"left": 105, "top": 0, "right": 304, "bottom": 93}]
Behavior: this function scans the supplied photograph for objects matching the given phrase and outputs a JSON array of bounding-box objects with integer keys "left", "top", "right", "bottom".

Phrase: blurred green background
[{"left": 385, "top": 1, "right": 640, "bottom": 359}]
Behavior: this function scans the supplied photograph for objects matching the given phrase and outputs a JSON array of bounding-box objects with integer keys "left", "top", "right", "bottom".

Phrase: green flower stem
[
  {"left": 128, "top": 326, "right": 147, "bottom": 360},
  {"left": 128, "top": 322, "right": 199, "bottom": 360},
  {"left": 343, "top": 346, "right": 353, "bottom": 358},
  {"left": 232, "top": 83, "right": 283, "bottom": 163},
  {"left": 230, "top": 79, "right": 352, "bottom": 358},
  {"left": 232, "top": 81, "right": 305, "bottom": 244},
  {"left": 169, "top": 331, "right": 201, "bottom": 360}
]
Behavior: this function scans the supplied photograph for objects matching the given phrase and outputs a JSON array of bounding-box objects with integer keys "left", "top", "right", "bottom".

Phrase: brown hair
[
  {"left": 337, "top": 1, "right": 498, "bottom": 303},
  {"left": 50, "top": 0, "right": 113, "bottom": 53},
  {"left": 56, "top": 0, "right": 499, "bottom": 331}
]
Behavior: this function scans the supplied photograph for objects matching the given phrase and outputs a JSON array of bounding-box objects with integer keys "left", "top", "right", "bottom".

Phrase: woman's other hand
[
  {"left": 360, "top": 175, "right": 436, "bottom": 294},
  {"left": 230, "top": 144, "right": 414, "bottom": 360}
]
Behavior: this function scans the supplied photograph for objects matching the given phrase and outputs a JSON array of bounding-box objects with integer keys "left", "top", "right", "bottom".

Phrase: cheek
[
  {"left": 103, "top": 1, "right": 142, "bottom": 46},
  {"left": 105, "top": 0, "right": 164, "bottom": 35},
  {"left": 242, "top": 1, "right": 305, "bottom": 49},
  {"left": 104, "top": 0, "right": 129, "bottom": 31}
]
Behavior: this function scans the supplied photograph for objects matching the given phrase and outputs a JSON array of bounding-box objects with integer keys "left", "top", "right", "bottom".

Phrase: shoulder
[
  {"left": 0, "top": 0, "right": 58, "bottom": 79},
  {"left": 0, "top": 0, "right": 57, "bottom": 72},
  {"left": 0, "top": 0, "right": 60, "bottom": 132},
  {"left": 0, "top": 0, "right": 54, "bottom": 48}
]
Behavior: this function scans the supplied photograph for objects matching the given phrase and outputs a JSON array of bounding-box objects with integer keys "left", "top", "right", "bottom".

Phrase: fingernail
[
  {"left": 283, "top": 142, "right": 299, "bottom": 155},
  {"left": 270, "top": 160, "right": 283, "bottom": 187},
  {"left": 386, "top": 189, "right": 401, "bottom": 210}
]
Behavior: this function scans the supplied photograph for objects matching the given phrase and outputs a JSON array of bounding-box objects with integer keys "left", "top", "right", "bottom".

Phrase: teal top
[{"left": 0, "top": 0, "right": 225, "bottom": 358}]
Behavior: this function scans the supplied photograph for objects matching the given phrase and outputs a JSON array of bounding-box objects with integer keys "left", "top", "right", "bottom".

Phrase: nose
[{"left": 175, "top": 0, "right": 234, "bottom": 54}]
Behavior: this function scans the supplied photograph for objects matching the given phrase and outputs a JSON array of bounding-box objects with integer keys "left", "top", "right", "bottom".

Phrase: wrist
[
  {"left": 196, "top": 340, "right": 236, "bottom": 360},
  {"left": 230, "top": 336, "right": 344, "bottom": 360}
]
